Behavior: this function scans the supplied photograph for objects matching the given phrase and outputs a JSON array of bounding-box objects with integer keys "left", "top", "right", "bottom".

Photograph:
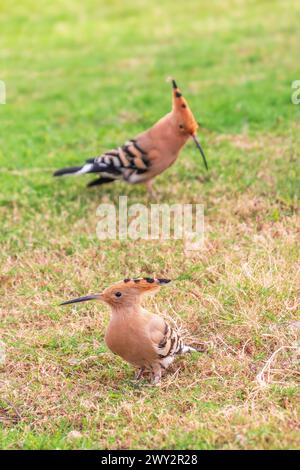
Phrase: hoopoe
[
  {"left": 60, "top": 278, "right": 199, "bottom": 384},
  {"left": 53, "top": 79, "right": 208, "bottom": 197}
]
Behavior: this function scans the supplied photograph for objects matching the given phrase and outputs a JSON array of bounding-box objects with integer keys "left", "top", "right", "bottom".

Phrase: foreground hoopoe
[
  {"left": 60, "top": 278, "right": 199, "bottom": 384},
  {"left": 53, "top": 79, "right": 208, "bottom": 197}
]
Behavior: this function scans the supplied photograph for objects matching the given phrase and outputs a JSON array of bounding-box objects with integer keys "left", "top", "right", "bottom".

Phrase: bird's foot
[
  {"left": 151, "top": 376, "right": 162, "bottom": 386},
  {"left": 151, "top": 368, "right": 162, "bottom": 386},
  {"left": 148, "top": 190, "right": 159, "bottom": 201},
  {"left": 134, "top": 367, "right": 146, "bottom": 381},
  {"left": 145, "top": 180, "right": 159, "bottom": 201}
]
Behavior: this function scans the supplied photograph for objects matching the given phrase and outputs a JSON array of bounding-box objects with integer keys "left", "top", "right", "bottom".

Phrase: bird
[
  {"left": 53, "top": 79, "right": 208, "bottom": 197},
  {"left": 60, "top": 277, "right": 200, "bottom": 384}
]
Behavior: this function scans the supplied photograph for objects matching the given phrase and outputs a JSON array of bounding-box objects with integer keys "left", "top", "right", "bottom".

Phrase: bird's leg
[
  {"left": 151, "top": 364, "right": 162, "bottom": 386},
  {"left": 145, "top": 179, "right": 157, "bottom": 200},
  {"left": 159, "top": 356, "right": 174, "bottom": 374},
  {"left": 134, "top": 367, "right": 145, "bottom": 381}
]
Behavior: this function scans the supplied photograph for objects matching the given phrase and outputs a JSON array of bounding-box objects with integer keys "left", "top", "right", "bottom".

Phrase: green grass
[{"left": 0, "top": 0, "right": 300, "bottom": 450}]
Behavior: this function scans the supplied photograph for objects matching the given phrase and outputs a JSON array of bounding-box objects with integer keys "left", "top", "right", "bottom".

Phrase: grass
[{"left": 0, "top": 0, "right": 300, "bottom": 450}]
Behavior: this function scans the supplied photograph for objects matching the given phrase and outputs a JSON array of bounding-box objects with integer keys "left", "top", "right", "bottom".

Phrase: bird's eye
[
  {"left": 115, "top": 292, "right": 122, "bottom": 298},
  {"left": 179, "top": 124, "right": 184, "bottom": 129}
]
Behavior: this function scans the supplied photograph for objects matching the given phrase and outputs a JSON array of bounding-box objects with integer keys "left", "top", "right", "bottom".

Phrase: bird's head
[
  {"left": 170, "top": 79, "right": 208, "bottom": 171},
  {"left": 60, "top": 278, "right": 171, "bottom": 309}
]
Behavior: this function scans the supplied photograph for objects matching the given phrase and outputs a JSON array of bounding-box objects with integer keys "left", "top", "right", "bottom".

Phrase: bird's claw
[{"left": 134, "top": 367, "right": 145, "bottom": 381}]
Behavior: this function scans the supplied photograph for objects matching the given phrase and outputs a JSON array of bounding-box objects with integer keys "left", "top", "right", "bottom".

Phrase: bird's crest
[
  {"left": 168, "top": 78, "right": 208, "bottom": 170},
  {"left": 170, "top": 79, "right": 199, "bottom": 136},
  {"left": 121, "top": 277, "right": 171, "bottom": 291}
]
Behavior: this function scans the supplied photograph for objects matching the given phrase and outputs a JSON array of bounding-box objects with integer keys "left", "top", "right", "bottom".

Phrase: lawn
[{"left": 0, "top": 0, "right": 300, "bottom": 450}]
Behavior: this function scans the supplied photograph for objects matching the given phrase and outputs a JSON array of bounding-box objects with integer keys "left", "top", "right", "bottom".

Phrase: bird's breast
[{"left": 105, "top": 316, "right": 157, "bottom": 367}]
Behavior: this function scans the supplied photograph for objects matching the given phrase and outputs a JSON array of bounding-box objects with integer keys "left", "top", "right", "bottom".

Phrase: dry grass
[{"left": 1, "top": 189, "right": 299, "bottom": 449}]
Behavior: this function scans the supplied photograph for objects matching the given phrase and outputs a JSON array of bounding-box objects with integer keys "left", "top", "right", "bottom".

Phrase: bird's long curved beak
[
  {"left": 60, "top": 294, "right": 102, "bottom": 306},
  {"left": 192, "top": 134, "right": 208, "bottom": 171}
]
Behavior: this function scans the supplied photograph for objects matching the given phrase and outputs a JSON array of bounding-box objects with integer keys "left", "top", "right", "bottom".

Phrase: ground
[{"left": 0, "top": 0, "right": 300, "bottom": 450}]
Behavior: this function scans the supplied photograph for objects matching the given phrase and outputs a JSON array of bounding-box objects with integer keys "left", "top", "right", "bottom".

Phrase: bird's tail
[
  {"left": 181, "top": 344, "right": 206, "bottom": 354},
  {"left": 53, "top": 162, "right": 95, "bottom": 177}
]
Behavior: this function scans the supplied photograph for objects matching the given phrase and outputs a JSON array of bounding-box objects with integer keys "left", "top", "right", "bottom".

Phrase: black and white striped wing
[
  {"left": 156, "top": 322, "right": 185, "bottom": 359},
  {"left": 84, "top": 139, "right": 150, "bottom": 182}
]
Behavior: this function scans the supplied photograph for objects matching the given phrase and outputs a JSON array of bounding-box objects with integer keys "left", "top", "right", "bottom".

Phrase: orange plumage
[
  {"left": 54, "top": 79, "right": 208, "bottom": 197},
  {"left": 60, "top": 277, "right": 200, "bottom": 384}
]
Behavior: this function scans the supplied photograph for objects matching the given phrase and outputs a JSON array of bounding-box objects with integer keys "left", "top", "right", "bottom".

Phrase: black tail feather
[
  {"left": 53, "top": 166, "right": 82, "bottom": 177},
  {"left": 87, "top": 177, "right": 115, "bottom": 188}
]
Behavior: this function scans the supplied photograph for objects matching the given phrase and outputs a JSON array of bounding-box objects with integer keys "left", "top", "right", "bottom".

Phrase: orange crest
[
  {"left": 106, "top": 277, "right": 171, "bottom": 294},
  {"left": 171, "top": 79, "right": 198, "bottom": 136}
]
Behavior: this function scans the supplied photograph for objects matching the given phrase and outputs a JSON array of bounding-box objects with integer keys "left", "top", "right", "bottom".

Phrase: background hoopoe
[
  {"left": 53, "top": 79, "right": 208, "bottom": 197},
  {"left": 60, "top": 278, "right": 199, "bottom": 384}
]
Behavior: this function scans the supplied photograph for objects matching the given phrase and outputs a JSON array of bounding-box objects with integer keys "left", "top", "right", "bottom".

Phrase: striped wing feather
[
  {"left": 148, "top": 315, "right": 184, "bottom": 360},
  {"left": 92, "top": 139, "right": 150, "bottom": 180}
]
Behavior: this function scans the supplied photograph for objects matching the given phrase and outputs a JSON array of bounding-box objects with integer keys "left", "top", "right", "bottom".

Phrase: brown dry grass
[
  {"left": 1, "top": 188, "right": 299, "bottom": 449},
  {"left": 1, "top": 0, "right": 300, "bottom": 450}
]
